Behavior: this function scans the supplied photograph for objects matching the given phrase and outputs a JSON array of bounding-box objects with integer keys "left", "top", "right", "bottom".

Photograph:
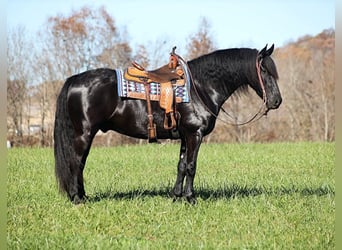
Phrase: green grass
[{"left": 8, "top": 142, "right": 335, "bottom": 249}]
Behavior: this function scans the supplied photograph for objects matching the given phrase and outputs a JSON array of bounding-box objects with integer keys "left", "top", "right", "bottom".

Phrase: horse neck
[{"left": 188, "top": 49, "right": 257, "bottom": 112}]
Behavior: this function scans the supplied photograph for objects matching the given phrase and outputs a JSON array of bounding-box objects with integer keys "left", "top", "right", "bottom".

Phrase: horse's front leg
[
  {"left": 183, "top": 131, "right": 203, "bottom": 204},
  {"left": 172, "top": 138, "right": 187, "bottom": 199}
]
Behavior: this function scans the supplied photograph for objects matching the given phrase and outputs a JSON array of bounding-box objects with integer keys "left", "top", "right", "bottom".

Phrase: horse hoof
[
  {"left": 171, "top": 189, "right": 182, "bottom": 198},
  {"left": 186, "top": 196, "right": 197, "bottom": 205},
  {"left": 172, "top": 194, "right": 183, "bottom": 203},
  {"left": 72, "top": 194, "right": 86, "bottom": 205},
  {"left": 172, "top": 197, "right": 180, "bottom": 203}
]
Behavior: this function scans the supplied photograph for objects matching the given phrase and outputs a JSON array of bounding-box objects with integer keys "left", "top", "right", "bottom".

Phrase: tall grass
[{"left": 8, "top": 142, "right": 334, "bottom": 249}]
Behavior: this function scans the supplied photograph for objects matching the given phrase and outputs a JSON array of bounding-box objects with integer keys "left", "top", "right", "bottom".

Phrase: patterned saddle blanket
[{"left": 116, "top": 69, "right": 190, "bottom": 103}]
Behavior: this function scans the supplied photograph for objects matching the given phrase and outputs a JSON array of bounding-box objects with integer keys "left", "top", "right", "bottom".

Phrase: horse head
[{"left": 254, "top": 44, "right": 282, "bottom": 111}]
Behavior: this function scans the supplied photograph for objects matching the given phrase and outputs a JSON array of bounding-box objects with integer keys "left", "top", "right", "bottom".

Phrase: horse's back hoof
[
  {"left": 186, "top": 196, "right": 197, "bottom": 205},
  {"left": 72, "top": 194, "right": 86, "bottom": 205},
  {"left": 172, "top": 195, "right": 183, "bottom": 203}
]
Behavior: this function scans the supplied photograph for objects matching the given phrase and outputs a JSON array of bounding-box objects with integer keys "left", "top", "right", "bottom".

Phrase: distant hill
[
  {"left": 275, "top": 28, "right": 334, "bottom": 64},
  {"left": 284, "top": 28, "right": 334, "bottom": 50}
]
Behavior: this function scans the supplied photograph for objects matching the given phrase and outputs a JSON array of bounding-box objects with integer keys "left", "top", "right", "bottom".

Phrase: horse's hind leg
[{"left": 69, "top": 127, "right": 96, "bottom": 204}]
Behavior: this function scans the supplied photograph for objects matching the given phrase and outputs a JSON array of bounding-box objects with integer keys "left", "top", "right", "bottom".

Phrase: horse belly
[{"left": 105, "top": 100, "right": 180, "bottom": 140}]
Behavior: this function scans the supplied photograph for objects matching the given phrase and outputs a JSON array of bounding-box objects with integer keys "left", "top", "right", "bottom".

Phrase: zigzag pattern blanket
[{"left": 116, "top": 70, "right": 190, "bottom": 103}]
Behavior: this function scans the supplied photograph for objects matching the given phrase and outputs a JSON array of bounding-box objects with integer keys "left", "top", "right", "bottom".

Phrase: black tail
[{"left": 54, "top": 79, "right": 78, "bottom": 198}]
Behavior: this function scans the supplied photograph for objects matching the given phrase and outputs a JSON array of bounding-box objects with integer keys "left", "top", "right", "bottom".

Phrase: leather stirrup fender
[
  {"left": 143, "top": 83, "right": 157, "bottom": 143},
  {"left": 159, "top": 82, "right": 173, "bottom": 112}
]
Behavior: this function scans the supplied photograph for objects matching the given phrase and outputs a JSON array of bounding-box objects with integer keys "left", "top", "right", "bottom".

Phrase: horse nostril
[
  {"left": 268, "top": 98, "right": 282, "bottom": 109},
  {"left": 274, "top": 98, "right": 282, "bottom": 108}
]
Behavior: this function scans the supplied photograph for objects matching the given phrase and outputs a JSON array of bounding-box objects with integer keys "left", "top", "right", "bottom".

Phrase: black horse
[{"left": 54, "top": 44, "right": 282, "bottom": 204}]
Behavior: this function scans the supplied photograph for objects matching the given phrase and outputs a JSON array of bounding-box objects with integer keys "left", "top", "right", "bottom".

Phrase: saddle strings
[{"left": 177, "top": 53, "right": 268, "bottom": 127}]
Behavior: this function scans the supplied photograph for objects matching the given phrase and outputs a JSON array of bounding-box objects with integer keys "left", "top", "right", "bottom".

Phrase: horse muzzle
[{"left": 266, "top": 96, "right": 282, "bottom": 110}]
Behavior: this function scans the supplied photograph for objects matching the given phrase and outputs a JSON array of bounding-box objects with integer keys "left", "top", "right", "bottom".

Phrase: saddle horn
[
  {"left": 171, "top": 46, "right": 177, "bottom": 55},
  {"left": 169, "top": 46, "right": 179, "bottom": 69}
]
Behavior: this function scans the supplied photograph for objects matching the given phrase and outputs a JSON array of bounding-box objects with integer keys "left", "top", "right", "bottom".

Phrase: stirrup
[{"left": 163, "top": 112, "right": 177, "bottom": 130}]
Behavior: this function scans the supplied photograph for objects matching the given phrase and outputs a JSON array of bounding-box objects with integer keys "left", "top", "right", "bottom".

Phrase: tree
[
  {"left": 186, "top": 17, "right": 217, "bottom": 60},
  {"left": 133, "top": 44, "right": 150, "bottom": 69},
  {"left": 30, "top": 6, "right": 134, "bottom": 146},
  {"left": 7, "top": 26, "right": 32, "bottom": 144},
  {"left": 274, "top": 29, "right": 335, "bottom": 141}
]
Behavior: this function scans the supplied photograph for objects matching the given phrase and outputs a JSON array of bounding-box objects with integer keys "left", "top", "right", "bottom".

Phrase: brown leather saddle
[{"left": 123, "top": 47, "right": 185, "bottom": 142}]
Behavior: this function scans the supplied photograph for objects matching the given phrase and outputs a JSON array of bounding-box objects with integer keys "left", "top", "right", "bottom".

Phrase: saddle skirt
[{"left": 116, "top": 69, "right": 190, "bottom": 103}]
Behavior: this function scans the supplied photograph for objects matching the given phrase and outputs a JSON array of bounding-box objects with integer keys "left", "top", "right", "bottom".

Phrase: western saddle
[{"left": 124, "top": 47, "right": 186, "bottom": 142}]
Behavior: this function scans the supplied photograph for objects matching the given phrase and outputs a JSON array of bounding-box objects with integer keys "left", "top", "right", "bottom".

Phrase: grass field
[{"left": 8, "top": 142, "right": 334, "bottom": 249}]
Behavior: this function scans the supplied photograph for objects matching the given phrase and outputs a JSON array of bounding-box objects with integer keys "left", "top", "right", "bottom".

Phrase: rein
[
  {"left": 219, "top": 58, "right": 268, "bottom": 126},
  {"left": 178, "top": 53, "right": 268, "bottom": 126}
]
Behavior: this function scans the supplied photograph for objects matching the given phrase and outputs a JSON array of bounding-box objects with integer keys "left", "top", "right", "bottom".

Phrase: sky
[{"left": 7, "top": 0, "right": 335, "bottom": 54}]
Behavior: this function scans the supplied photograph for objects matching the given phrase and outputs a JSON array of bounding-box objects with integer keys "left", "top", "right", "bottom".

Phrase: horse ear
[
  {"left": 258, "top": 44, "right": 268, "bottom": 60},
  {"left": 265, "top": 44, "right": 274, "bottom": 56},
  {"left": 258, "top": 44, "right": 274, "bottom": 60},
  {"left": 260, "top": 44, "right": 267, "bottom": 55}
]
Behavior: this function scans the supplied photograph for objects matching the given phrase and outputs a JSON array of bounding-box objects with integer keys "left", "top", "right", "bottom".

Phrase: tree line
[{"left": 7, "top": 6, "right": 335, "bottom": 146}]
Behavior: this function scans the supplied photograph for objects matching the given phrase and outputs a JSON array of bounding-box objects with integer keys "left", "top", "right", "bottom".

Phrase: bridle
[
  {"left": 178, "top": 52, "right": 269, "bottom": 126},
  {"left": 219, "top": 57, "right": 268, "bottom": 126}
]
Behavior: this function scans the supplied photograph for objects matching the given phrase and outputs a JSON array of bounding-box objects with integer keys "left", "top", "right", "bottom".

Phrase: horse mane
[
  {"left": 188, "top": 48, "right": 279, "bottom": 96},
  {"left": 188, "top": 48, "right": 257, "bottom": 96}
]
